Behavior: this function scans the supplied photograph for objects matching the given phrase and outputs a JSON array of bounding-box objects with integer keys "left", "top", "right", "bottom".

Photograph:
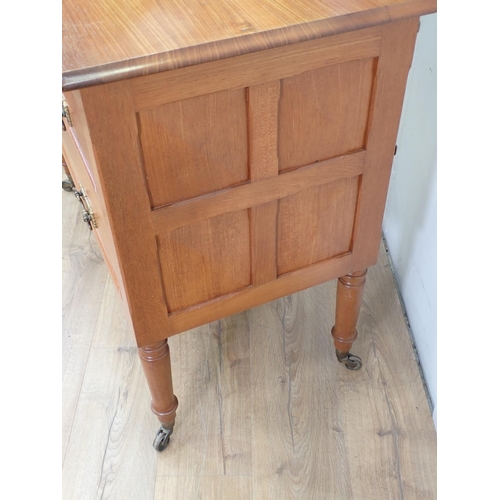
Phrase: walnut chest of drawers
[{"left": 62, "top": 0, "right": 437, "bottom": 450}]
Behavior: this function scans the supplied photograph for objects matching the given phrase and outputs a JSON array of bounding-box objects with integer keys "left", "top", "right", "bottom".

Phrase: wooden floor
[{"left": 62, "top": 190, "right": 436, "bottom": 500}]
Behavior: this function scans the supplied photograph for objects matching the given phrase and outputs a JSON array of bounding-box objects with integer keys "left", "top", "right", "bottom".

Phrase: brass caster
[
  {"left": 62, "top": 178, "right": 75, "bottom": 192},
  {"left": 336, "top": 350, "right": 362, "bottom": 370},
  {"left": 153, "top": 425, "right": 173, "bottom": 452}
]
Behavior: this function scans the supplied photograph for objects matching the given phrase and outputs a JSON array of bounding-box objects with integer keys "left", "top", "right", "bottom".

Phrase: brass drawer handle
[
  {"left": 74, "top": 185, "right": 97, "bottom": 231},
  {"left": 62, "top": 97, "right": 72, "bottom": 131}
]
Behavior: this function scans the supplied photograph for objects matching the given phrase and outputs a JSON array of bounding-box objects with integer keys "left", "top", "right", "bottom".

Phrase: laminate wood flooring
[{"left": 62, "top": 190, "right": 436, "bottom": 499}]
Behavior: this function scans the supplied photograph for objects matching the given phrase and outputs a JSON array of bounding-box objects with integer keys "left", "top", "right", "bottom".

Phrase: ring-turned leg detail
[
  {"left": 139, "top": 340, "right": 178, "bottom": 452},
  {"left": 331, "top": 269, "right": 367, "bottom": 370}
]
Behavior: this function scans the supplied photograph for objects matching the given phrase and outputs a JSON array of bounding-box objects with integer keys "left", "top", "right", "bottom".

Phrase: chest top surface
[{"left": 62, "top": 0, "right": 436, "bottom": 91}]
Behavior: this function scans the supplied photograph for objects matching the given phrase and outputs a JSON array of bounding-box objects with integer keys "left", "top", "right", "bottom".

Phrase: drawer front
[{"left": 62, "top": 117, "right": 124, "bottom": 300}]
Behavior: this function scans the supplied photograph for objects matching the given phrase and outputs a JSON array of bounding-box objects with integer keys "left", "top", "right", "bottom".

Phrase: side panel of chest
[{"left": 75, "top": 19, "right": 418, "bottom": 346}]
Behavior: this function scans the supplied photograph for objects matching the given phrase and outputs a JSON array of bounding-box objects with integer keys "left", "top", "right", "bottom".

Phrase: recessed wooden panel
[
  {"left": 278, "top": 58, "right": 376, "bottom": 172},
  {"left": 138, "top": 88, "right": 248, "bottom": 208},
  {"left": 158, "top": 210, "right": 251, "bottom": 312},
  {"left": 277, "top": 177, "right": 359, "bottom": 275}
]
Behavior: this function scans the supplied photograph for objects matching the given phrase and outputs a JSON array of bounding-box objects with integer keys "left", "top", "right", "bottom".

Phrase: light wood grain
[
  {"left": 250, "top": 290, "right": 355, "bottom": 498},
  {"left": 248, "top": 81, "right": 280, "bottom": 286},
  {"left": 62, "top": 339, "right": 157, "bottom": 499},
  {"left": 277, "top": 177, "right": 359, "bottom": 275},
  {"left": 63, "top": 192, "right": 436, "bottom": 498},
  {"left": 351, "top": 18, "right": 420, "bottom": 270},
  {"left": 332, "top": 270, "right": 367, "bottom": 354},
  {"left": 158, "top": 322, "right": 225, "bottom": 477},
  {"left": 166, "top": 253, "right": 352, "bottom": 336},
  {"left": 157, "top": 211, "right": 252, "bottom": 312},
  {"left": 62, "top": 9, "right": 436, "bottom": 498},
  {"left": 251, "top": 202, "right": 278, "bottom": 286},
  {"left": 62, "top": 0, "right": 437, "bottom": 90},
  {"left": 155, "top": 476, "right": 253, "bottom": 500},
  {"left": 62, "top": 191, "right": 108, "bottom": 461},
  {"left": 278, "top": 58, "right": 375, "bottom": 171},
  {"left": 79, "top": 80, "right": 170, "bottom": 347},
  {"left": 131, "top": 26, "right": 382, "bottom": 111},
  {"left": 151, "top": 150, "right": 365, "bottom": 233},
  {"left": 341, "top": 257, "right": 437, "bottom": 499},
  {"left": 63, "top": 15, "right": 428, "bottom": 351},
  {"left": 62, "top": 263, "right": 157, "bottom": 498},
  {"left": 138, "top": 88, "right": 249, "bottom": 208},
  {"left": 62, "top": 125, "right": 124, "bottom": 295},
  {"left": 248, "top": 81, "right": 280, "bottom": 183},
  {"left": 63, "top": 90, "right": 98, "bottom": 186}
]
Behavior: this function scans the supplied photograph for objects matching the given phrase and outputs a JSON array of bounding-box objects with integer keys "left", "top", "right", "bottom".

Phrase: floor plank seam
[
  {"left": 62, "top": 205, "right": 108, "bottom": 468},
  {"left": 249, "top": 311, "right": 256, "bottom": 500},
  {"left": 279, "top": 298, "right": 296, "bottom": 454},
  {"left": 96, "top": 387, "right": 121, "bottom": 500},
  {"left": 192, "top": 323, "right": 215, "bottom": 496},
  {"left": 378, "top": 357, "right": 406, "bottom": 500},
  {"left": 215, "top": 320, "right": 228, "bottom": 475}
]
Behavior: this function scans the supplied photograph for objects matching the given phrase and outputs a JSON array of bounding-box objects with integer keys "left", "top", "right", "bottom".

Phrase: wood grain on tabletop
[
  {"left": 130, "top": 25, "right": 382, "bottom": 111},
  {"left": 62, "top": 191, "right": 436, "bottom": 498},
  {"left": 62, "top": 0, "right": 437, "bottom": 90}
]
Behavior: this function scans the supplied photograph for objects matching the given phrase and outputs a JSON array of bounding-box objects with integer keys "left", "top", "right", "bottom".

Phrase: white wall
[{"left": 382, "top": 14, "right": 437, "bottom": 417}]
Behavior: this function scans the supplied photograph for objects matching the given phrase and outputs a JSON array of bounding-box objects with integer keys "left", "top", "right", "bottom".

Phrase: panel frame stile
[
  {"left": 248, "top": 81, "right": 281, "bottom": 287},
  {"left": 350, "top": 18, "right": 420, "bottom": 271},
  {"left": 78, "top": 80, "right": 172, "bottom": 347}
]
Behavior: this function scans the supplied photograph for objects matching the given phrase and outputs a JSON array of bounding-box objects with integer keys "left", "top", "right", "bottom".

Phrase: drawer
[{"left": 62, "top": 111, "right": 125, "bottom": 301}]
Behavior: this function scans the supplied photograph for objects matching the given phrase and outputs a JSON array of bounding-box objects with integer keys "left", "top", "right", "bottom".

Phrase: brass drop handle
[
  {"left": 74, "top": 187, "right": 97, "bottom": 231},
  {"left": 62, "top": 98, "right": 72, "bottom": 131}
]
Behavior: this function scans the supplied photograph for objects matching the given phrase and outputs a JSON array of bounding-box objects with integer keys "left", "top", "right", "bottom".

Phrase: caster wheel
[
  {"left": 336, "top": 351, "right": 362, "bottom": 370},
  {"left": 153, "top": 426, "right": 172, "bottom": 452},
  {"left": 62, "top": 179, "right": 74, "bottom": 192},
  {"left": 343, "top": 354, "right": 362, "bottom": 370}
]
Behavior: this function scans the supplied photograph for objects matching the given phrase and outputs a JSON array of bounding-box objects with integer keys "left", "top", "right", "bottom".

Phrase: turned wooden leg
[
  {"left": 139, "top": 339, "right": 178, "bottom": 451},
  {"left": 331, "top": 269, "right": 367, "bottom": 370}
]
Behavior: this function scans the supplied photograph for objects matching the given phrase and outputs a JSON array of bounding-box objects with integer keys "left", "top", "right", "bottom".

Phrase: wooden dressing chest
[{"left": 62, "top": 0, "right": 437, "bottom": 451}]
